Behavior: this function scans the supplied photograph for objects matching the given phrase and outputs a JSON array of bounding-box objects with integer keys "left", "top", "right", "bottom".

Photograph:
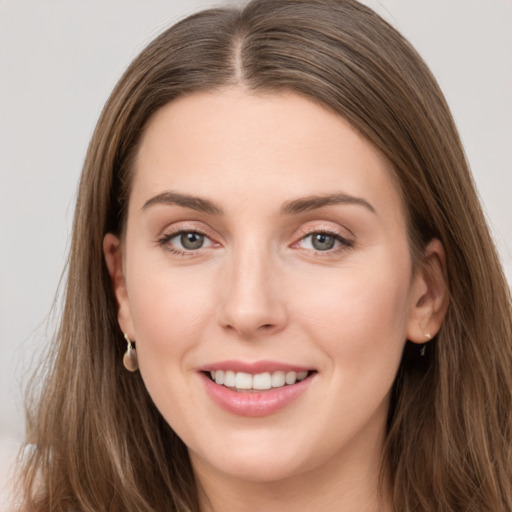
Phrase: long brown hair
[{"left": 18, "top": 1, "right": 512, "bottom": 510}]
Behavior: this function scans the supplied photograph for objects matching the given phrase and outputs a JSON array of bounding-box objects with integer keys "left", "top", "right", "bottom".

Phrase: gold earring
[{"left": 123, "top": 334, "right": 138, "bottom": 372}]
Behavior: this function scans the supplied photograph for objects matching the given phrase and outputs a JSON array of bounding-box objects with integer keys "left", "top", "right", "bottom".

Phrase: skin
[{"left": 104, "top": 88, "right": 447, "bottom": 512}]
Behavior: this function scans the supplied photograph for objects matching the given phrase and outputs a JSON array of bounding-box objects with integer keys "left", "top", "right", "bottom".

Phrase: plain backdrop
[{"left": 1, "top": 0, "right": 511, "bottom": 502}]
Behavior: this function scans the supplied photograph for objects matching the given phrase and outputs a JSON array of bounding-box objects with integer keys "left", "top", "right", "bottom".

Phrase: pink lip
[
  {"left": 199, "top": 361, "right": 316, "bottom": 417},
  {"left": 200, "top": 359, "right": 312, "bottom": 374}
]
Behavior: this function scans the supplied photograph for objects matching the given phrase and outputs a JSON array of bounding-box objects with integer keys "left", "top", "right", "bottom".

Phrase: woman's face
[{"left": 106, "top": 88, "right": 436, "bottom": 485}]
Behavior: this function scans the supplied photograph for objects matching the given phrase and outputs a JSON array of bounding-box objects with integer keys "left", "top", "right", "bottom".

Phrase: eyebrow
[
  {"left": 142, "top": 191, "right": 223, "bottom": 215},
  {"left": 141, "top": 190, "right": 375, "bottom": 216},
  {"left": 280, "top": 192, "right": 376, "bottom": 215}
]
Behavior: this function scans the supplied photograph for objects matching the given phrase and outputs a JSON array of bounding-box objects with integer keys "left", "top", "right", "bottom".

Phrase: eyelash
[
  {"left": 295, "top": 230, "right": 354, "bottom": 254},
  {"left": 157, "top": 229, "right": 213, "bottom": 256},
  {"left": 157, "top": 228, "right": 354, "bottom": 257}
]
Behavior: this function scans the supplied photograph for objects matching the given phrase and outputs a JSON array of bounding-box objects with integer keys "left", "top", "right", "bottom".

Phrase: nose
[{"left": 216, "top": 244, "right": 288, "bottom": 340}]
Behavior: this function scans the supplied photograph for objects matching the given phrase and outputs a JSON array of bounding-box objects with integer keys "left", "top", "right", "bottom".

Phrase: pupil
[
  {"left": 181, "top": 232, "right": 204, "bottom": 250},
  {"left": 312, "top": 233, "right": 335, "bottom": 251}
]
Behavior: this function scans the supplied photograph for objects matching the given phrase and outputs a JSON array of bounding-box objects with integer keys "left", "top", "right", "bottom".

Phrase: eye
[
  {"left": 297, "top": 231, "right": 353, "bottom": 252},
  {"left": 159, "top": 230, "right": 215, "bottom": 253},
  {"left": 176, "top": 232, "right": 207, "bottom": 250}
]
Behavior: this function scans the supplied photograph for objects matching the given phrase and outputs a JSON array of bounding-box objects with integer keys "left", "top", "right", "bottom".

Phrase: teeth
[
  {"left": 235, "top": 372, "right": 253, "bottom": 390},
  {"left": 253, "top": 372, "right": 272, "bottom": 390},
  {"left": 210, "top": 369, "right": 310, "bottom": 390},
  {"left": 285, "top": 371, "right": 297, "bottom": 385},
  {"left": 271, "top": 371, "right": 285, "bottom": 387},
  {"left": 224, "top": 371, "right": 236, "bottom": 387},
  {"left": 212, "top": 370, "right": 223, "bottom": 384}
]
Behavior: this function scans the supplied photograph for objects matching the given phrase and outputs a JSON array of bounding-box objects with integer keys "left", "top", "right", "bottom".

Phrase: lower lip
[{"left": 200, "top": 373, "right": 314, "bottom": 417}]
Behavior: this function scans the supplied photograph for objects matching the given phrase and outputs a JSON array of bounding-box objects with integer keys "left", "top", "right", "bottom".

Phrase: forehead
[{"left": 131, "top": 87, "right": 404, "bottom": 222}]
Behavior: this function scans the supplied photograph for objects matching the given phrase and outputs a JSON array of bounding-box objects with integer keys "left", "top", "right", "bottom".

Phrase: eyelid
[
  {"left": 156, "top": 221, "right": 354, "bottom": 256},
  {"left": 294, "top": 222, "right": 353, "bottom": 241},
  {"left": 291, "top": 223, "right": 355, "bottom": 252},
  {"left": 157, "top": 220, "right": 218, "bottom": 240},
  {"left": 156, "top": 222, "right": 221, "bottom": 255}
]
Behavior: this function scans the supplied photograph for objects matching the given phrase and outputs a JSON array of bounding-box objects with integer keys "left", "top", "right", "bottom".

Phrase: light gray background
[{"left": 1, "top": 0, "right": 511, "bottom": 503}]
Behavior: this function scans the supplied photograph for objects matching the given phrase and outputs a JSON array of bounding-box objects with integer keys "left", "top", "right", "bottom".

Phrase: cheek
[
  {"left": 293, "top": 253, "right": 412, "bottom": 367},
  {"left": 125, "top": 263, "right": 217, "bottom": 426},
  {"left": 126, "top": 260, "right": 215, "bottom": 361}
]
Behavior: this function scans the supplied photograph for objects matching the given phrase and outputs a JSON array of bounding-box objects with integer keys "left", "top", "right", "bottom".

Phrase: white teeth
[
  {"left": 224, "top": 370, "right": 236, "bottom": 387},
  {"left": 235, "top": 372, "right": 253, "bottom": 390},
  {"left": 253, "top": 372, "right": 272, "bottom": 390},
  {"left": 285, "top": 371, "right": 297, "bottom": 385},
  {"left": 211, "top": 369, "right": 310, "bottom": 390},
  {"left": 271, "top": 371, "right": 285, "bottom": 387}
]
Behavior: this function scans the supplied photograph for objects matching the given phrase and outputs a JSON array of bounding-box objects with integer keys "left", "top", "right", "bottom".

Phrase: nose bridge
[{"left": 217, "top": 237, "right": 286, "bottom": 338}]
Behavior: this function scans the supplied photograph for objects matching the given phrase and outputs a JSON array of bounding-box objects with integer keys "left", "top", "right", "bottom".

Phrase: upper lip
[{"left": 199, "top": 360, "right": 314, "bottom": 374}]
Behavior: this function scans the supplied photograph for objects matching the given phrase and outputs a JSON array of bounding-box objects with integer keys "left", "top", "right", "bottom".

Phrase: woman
[{"left": 17, "top": 0, "right": 512, "bottom": 511}]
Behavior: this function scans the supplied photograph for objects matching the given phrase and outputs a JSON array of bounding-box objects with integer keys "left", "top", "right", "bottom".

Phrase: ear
[
  {"left": 103, "top": 233, "right": 135, "bottom": 338},
  {"left": 406, "top": 238, "right": 449, "bottom": 344}
]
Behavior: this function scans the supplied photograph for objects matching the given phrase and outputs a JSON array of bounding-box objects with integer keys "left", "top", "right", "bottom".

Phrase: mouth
[
  {"left": 199, "top": 361, "right": 317, "bottom": 416},
  {"left": 204, "top": 369, "right": 316, "bottom": 392}
]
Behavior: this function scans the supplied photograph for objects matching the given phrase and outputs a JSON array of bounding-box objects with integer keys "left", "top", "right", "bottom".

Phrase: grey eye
[
  {"left": 310, "top": 233, "right": 336, "bottom": 251},
  {"left": 180, "top": 232, "right": 205, "bottom": 250}
]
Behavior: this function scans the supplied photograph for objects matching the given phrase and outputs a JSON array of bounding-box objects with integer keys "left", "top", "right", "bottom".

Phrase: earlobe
[
  {"left": 406, "top": 238, "right": 449, "bottom": 344},
  {"left": 103, "top": 233, "right": 135, "bottom": 337}
]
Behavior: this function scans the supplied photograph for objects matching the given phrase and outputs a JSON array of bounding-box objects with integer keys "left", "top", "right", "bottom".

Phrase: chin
[
  {"left": 204, "top": 455, "right": 311, "bottom": 484},
  {"left": 188, "top": 431, "right": 324, "bottom": 485}
]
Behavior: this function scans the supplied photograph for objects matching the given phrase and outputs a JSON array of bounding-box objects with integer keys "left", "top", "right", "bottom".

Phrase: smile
[
  {"left": 200, "top": 362, "right": 316, "bottom": 416},
  {"left": 208, "top": 370, "right": 310, "bottom": 391}
]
